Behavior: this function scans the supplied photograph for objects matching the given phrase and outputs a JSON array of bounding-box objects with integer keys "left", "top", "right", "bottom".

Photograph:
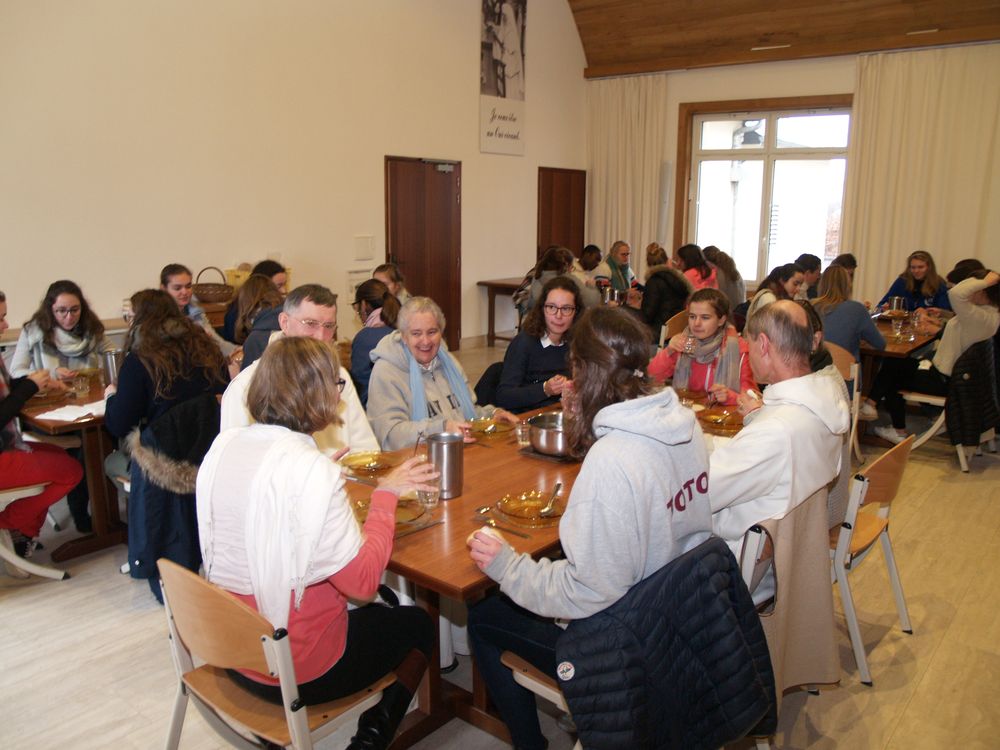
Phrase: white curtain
[
  {"left": 587, "top": 74, "right": 670, "bottom": 274},
  {"left": 843, "top": 43, "right": 1000, "bottom": 305}
]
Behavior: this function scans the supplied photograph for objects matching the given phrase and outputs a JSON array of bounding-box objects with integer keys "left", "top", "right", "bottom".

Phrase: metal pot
[{"left": 527, "top": 411, "right": 570, "bottom": 457}]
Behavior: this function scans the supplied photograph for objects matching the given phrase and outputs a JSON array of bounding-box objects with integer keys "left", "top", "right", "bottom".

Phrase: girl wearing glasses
[
  {"left": 648, "top": 288, "right": 754, "bottom": 406},
  {"left": 495, "top": 276, "right": 581, "bottom": 412},
  {"left": 10, "top": 279, "right": 113, "bottom": 380}
]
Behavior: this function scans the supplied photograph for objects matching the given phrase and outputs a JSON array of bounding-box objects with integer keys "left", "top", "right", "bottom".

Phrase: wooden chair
[
  {"left": 738, "top": 489, "right": 839, "bottom": 747},
  {"left": 826, "top": 342, "right": 864, "bottom": 463},
  {"left": 0, "top": 483, "right": 69, "bottom": 581},
  {"left": 157, "top": 558, "right": 394, "bottom": 750},
  {"left": 829, "top": 436, "right": 914, "bottom": 685},
  {"left": 500, "top": 652, "right": 582, "bottom": 750},
  {"left": 658, "top": 310, "right": 688, "bottom": 349}
]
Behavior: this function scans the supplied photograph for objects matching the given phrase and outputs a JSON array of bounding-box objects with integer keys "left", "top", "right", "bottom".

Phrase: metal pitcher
[
  {"left": 102, "top": 348, "right": 124, "bottom": 386},
  {"left": 426, "top": 431, "right": 464, "bottom": 499}
]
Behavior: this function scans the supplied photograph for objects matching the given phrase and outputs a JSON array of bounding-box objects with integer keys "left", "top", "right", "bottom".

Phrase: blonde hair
[
  {"left": 812, "top": 265, "right": 853, "bottom": 316},
  {"left": 247, "top": 337, "right": 344, "bottom": 434}
]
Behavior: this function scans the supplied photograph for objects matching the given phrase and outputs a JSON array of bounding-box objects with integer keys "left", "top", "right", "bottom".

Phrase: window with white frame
[{"left": 689, "top": 109, "right": 850, "bottom": 283}]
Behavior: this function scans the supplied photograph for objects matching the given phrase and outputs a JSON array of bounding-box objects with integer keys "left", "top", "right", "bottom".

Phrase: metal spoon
[
  {"left": 475, "top": 505, "right": 493, "bottom": 515},
  {"left": 539, "top": 481, "right": 563, "bottom": 517},
  {"left": 478, "top": 517, "right": 530, "bottom": 539}
]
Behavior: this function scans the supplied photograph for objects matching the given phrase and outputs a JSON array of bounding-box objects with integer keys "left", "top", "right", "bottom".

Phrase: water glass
[
  {"left": 417, "top": 473, "right": 441, "bottom": 510},
  {"left": 515, "top": 421, "right": 531, "bottom": 448},
  {"left": 72, "top": 375, "right": 90, "bottom": 398},
  {"left": 891, "top": 316, "right": 905, "bottom": 341},
  {"left": 683, "top": 335, "right": 697, "bottom": 355}
]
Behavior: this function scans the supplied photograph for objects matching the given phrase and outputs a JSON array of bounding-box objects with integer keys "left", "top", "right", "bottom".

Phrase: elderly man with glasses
[{"left": 221, "top": 284, "right": 379, "bottom": 454}]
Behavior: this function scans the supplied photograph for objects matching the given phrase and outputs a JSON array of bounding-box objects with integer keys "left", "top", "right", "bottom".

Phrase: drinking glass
[
  {"left": 891, "top": 316, "right": 904, "bottom": 341},
  {"left": 417, "top": 473, "right": 441, "bottom": 510},
  {"left": 515, "top": 421, "right": 531, "bottom": 448},
  {"left": 72, "top": 375, "right": 90, "bottom": 399},
  {"left": 683, "top": 335, "right": 697, "bottom": 355}
]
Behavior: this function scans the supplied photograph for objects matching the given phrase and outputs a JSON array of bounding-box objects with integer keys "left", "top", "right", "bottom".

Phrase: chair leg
[
  {"left": 879, "top": 531, "right": 912, "bottom": 634},
  {"left": 835, "top": 561, "right": 872, "bottom": 685},
  {"left": 911, "top": 410, "right": 946, "bottom": 450},
  {"left": 46, "top": 510, "right": 61, "bottom": 531},
  {"left": 0, "top": 530, "right": 69, "bottom": 580},
  {"left": 956, "top": 444, "right": 970, "bottom": 472},
  {"left": 164, "top": 685, "right": 188, "bottom": 750},
  {"left": 852, "top": 429, "right": 865, "bottom": 464}
]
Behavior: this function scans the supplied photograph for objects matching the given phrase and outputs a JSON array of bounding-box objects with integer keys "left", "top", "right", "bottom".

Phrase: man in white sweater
[
  {"left": 220, "top": 284, "right": 379, "bottom": 454},
  {"left": 709, "top": 300, "right": 850, "bottom": 556}
]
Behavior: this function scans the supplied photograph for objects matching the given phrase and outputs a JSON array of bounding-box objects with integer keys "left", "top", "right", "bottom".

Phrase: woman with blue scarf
[{"left": 367, "top": 297, "right": 517, "bottom": 450}]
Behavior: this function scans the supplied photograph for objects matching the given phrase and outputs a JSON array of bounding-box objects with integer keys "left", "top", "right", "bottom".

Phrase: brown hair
[
  {"left": 830, "top": 253, "right": 857, "bottom": 271},
  {"left": 968, "top": 268, "right": 1000, "bottom": 308},
  {"left": 702, "top": 246, "right": 739, "bottom": 283},
  {"left": 26, "top": 280, "right": 105, "bottom": 347},
  {"left": 760, "top": 263, "right": 804, "bottom": 300},
  {"left": 645, "top": 243, "right": 668, "bottom": 267},
  {"left": 521, "top": 276, "right": 583, "bottom": 339},
  {"left": 234, "top": 275, "right": 284, "bottom": 344},
  {"left": 687, "top": 288, "right": 730, "bottom": 320},
  {"left": 812, "top": 265, "right": 853, "bottom": 316},
  {"left": 567, "top": 307, "right": 655, "bottom": 458},
  {"left": 353, "top": 279, "right": 400, "bottom": 329},
  {"left": 124, "top": 289, "right": 227, "bottom": 398},
  {"left": 534, "top": 246, "right": 574, "bottom": 279},
  {"left": 902, "top": 250, "right": 944, "bottom": 297},
  {"left": 159, "top": 263, "right": 192, "bottom": 287},
  {"left": 247, "top": 337, "right": 344, "bottom": 434},
  {"left": 676, "top": 244, "right": 712, "bottom": 281},
  {"left": 373, "top": 262, "right": 405, "bottom": 286}
]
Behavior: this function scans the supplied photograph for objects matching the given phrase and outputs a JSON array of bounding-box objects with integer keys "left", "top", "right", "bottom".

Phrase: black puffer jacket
[
  {"left": 946, "top": 338, "right": 999, "bottom": 447},
  {"left": 126, "top": 392, "right": 220, "bottom": 581},
  {"left": 554, "top": 537, "right": 777, "bottom": 750}
]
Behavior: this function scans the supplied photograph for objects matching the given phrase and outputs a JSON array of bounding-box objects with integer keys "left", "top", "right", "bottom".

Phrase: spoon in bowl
[{"left": 538, "top": 481, "right": 563, "bottom": 517}]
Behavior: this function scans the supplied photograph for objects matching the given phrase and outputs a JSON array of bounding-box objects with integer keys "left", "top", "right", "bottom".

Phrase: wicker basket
[{"left": 192, "top": 266, "right": 235, "bottom": 304}]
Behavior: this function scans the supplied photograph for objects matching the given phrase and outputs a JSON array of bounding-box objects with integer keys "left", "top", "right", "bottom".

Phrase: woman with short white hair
[{"left": 367, "top": 297, "right": 517, "bottom": 450}]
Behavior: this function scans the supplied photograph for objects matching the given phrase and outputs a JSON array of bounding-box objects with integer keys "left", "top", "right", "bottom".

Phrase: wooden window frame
[{"left": 672, "top": 94, "right": 854, "bottom": 252}]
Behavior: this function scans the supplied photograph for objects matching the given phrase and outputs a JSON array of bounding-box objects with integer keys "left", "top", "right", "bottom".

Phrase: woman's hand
[
  {"left": 542, "top": 375, "right": 569, "bottom": 397},
  {"left": 27, "top": 369, "right": 54, "bottom": 391},
  {"left": 708, "top": 383, "right": 733, "bottom": 405},
  {"left": 491, "top": 408, "right": 519, "bottom": 425},
  {"left": 668, "top": 332, "right": 688, "bottom": 353},
  {"left": 985, "top": 271, "right": 1000, "bottom": 286},
  {"left": 55, "top": 367, "right": 77, "bottom": 381},
  {"left": 626, "top": 289, "right": 642, "bottom": 309},
  {"left": 468, "top": 530, "right": 505, "bottom": 571},
  {"left": 377, "top": 456, "right": 440, "bottom": 497},
  {"left": 445, "top": 419, "right": 475, "bottom": 441},
  {"left": 104, "top": 383, "right": 117, "bottom": 399},
  {"left": 736, "top": 389, "right": 763, "bottom": 417}
]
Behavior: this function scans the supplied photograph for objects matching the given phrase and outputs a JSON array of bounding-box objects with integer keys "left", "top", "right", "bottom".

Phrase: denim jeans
[{"left": 467, "top": 594, "right": 560, "bottom": 750}]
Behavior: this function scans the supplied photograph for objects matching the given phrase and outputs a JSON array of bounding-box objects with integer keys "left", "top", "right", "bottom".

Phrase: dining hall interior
[{"left": 3, "top": 1, "right": 1000, "bottom": 748}]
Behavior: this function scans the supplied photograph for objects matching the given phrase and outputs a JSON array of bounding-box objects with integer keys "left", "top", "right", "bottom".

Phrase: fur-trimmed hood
[
  {"left": 645, "top": 263, "right": 694, "bottom": 291},
  {"left": 128, "top": 392, "right": 220, "bottom": 494}
]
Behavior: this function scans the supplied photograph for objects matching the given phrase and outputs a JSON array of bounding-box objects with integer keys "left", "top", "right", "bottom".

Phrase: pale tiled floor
[{"left": 2, "top": 336, "right": 999, "bottom": 749}]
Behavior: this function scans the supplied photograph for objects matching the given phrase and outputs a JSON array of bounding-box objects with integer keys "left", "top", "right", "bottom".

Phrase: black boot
[
  {"left": 67, "top": 484, "right": 92, "bottom": 533},
  {"left": 346, "top": 682, "right": 414, "bottom": 750}
]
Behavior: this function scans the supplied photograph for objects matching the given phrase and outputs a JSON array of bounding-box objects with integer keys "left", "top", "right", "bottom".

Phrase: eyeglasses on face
[
  {"left": 53, "top": 306, "right": 82, "bottom": 316},
  {"left": 335, "top": 378, "right": 346, "bottom": 393},
  {"left": 543, "top": 304, "right": 577, "bottom": 317},
  {"left": 290, "top": 315, "right": 337, "bottom": 332}
]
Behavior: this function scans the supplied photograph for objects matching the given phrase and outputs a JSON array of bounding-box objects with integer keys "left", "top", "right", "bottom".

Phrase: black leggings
[{"left": 232, "top": 603, "right": 434, "bottom": 706}]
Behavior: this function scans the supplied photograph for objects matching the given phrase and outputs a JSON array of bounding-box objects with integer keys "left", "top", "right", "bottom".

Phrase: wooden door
[
  {"left": 385, "top": 156, "right": 462, "bottom": 351},
  {"left": 537, "top": 167, "right": 586, "bottom": 259}
]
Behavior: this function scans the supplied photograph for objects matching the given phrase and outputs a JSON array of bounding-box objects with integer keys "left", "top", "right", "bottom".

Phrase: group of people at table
[{"left": 1, "top": 242, "right": 997, "bottom": 749}]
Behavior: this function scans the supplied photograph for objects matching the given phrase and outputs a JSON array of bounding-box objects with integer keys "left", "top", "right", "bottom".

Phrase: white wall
[{"left": 0, "top": 0, "right": 587, "bottom": 337}]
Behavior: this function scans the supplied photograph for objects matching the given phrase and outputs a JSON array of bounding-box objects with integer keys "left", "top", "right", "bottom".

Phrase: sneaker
[
  {"left": 858, "top": 402, "right": 878, "bottom": 421},
  {"left": 873, "top": 425, "right": 906, "bottom": 444},
  {"left": 9, "top": 531, "right": 40, "bottom": 559}
]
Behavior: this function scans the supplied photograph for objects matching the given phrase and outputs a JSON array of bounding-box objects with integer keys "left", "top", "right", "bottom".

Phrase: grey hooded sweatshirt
[
  {"left": 367, "top": 331, "right": 493, "bottom": 450},
  {"left": 483, "top": 387, "right": 713, "bottom": 621}
]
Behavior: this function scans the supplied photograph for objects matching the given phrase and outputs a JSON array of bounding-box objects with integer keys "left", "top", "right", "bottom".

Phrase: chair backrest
[
  {"left": 859, "top": 435, "right": 914, "bottom": 508},
  {"left": 659, "top": 310, "right": 688, "bottom": 348},
  {"left": 825, "top": 342, "right": 855, "bottom": 383},
  {"left": 157, "top": 558, "right": 275, "bottom": 676}
]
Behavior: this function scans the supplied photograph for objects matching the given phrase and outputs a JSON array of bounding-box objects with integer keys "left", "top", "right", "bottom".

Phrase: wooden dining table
[
  {"left": 19, "top": 380, "right": 126, "bottom": 562},
  {"left": 859, "top": 316, "right": 938, "bottom": 394},
  {"left": 342, "top": 423, "right": 583, "bottom": 746}
]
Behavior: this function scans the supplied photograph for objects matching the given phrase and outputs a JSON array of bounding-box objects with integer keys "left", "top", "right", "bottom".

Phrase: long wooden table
[
  {"left": 342, "top": 427, "right": 582, "bottom": 746},
  {"left": 476, "top": 277, "right": 523, "bottom": 346},
  {"left": 19, "top": 382, "right": 126, "bottom": 561}
]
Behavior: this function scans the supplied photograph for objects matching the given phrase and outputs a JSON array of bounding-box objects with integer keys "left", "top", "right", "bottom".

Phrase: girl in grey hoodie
[{"left": 467, "top": 307, "right": 713, "bottom": 750}]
